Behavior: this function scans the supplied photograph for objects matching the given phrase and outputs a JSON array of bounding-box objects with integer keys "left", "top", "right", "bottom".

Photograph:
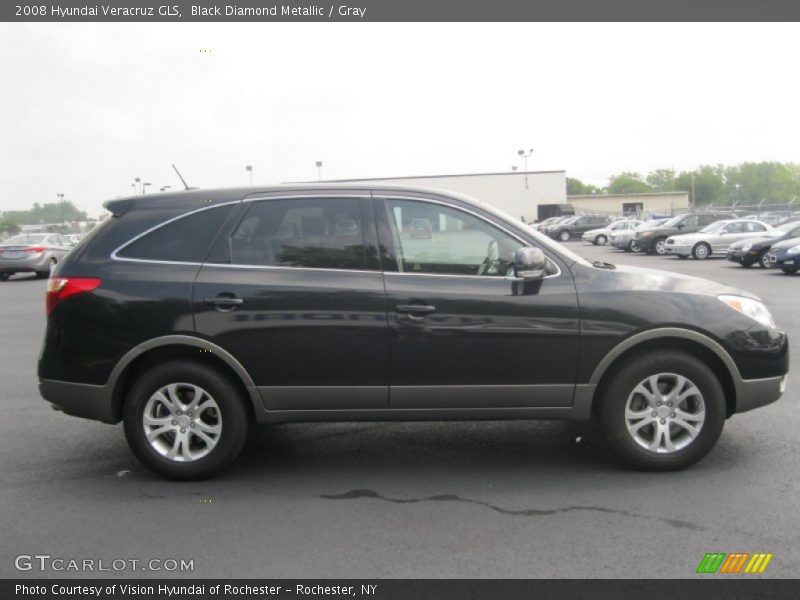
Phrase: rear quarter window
[{"left": 116, "top": 204, "right": 234, "bottom": 263}]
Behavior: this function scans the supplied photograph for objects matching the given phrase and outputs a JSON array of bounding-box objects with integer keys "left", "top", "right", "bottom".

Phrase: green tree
[
  {"left": 566, "top": 177, "right": 601, "bottom": 195},
  {"left": 646, "top": 169, "right": 677, "bottom": 192},
  {"left": 607, "top": 172, "right": 652, "bottom": 194},
  {"left": 675, "top": 165, "right": 726, "bottom": 206},
  {"left": 0, "top": 216, "right": 21, "bottom": 235},
  {"left": 5, "top": 201, "right": 87, "bottom": 225},
  {"left": 724, "top": 162, "right": 800, "bottom": 206}
]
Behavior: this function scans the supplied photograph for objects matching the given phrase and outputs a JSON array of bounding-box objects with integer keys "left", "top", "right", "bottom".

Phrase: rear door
[
  {"left": 192, "top": 192, "right": 390, "bottom": 411},
  {"left": 376, "top": 193, "right": 580, "bottom": 409}
]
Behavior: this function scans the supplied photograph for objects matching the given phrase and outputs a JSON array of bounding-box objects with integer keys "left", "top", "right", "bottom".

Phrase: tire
[
  {"left": 653, "top": 238, "right": 667, "bottom": 256},
  {"left": 0, "top": 273, "right": 9, "bottom": 282},
  {"left": 599, "top": 351, "right": 726, "bottom": 471},
  {"left": 759, "top": 252, "right": 771, "bottom": 269},
  {"left": 595, "top": 234, "right": 608, "bottom": 246},
  {"left": 123, "top": 361, "right": 249, "bottom": 480},
  {"left": 36, "top": 258, "right": 57, "bottom": 279},
  {"left": 781, "top": 267, "right": 799, "bottom": 275},
  {"left": 740, "top": 261, "right": 753, "bottom": 268},
  {"left": 559, "top": 230, "right": 571, "bottom": 242},
  {"left": 629, "top": 240, "right": 640, "bottom": 252},
  {"left": 692, "top": 242, "right": 711, "bottom": 260}
]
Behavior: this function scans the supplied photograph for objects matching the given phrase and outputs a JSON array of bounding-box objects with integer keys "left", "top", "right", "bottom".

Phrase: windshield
[
  {"left": 699, "top": 221, "right": 729, "bottom": 234},
  {"left": 661, "top": 214, "right": 687, "bottom": 228},
  {"left": 4, "top": 234, "right": 47, "bottom": 245}
]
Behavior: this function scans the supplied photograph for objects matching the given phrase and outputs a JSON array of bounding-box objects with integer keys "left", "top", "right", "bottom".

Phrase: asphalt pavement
[{"left": 1, "top": 245, "right": 798, "bottom": 578}]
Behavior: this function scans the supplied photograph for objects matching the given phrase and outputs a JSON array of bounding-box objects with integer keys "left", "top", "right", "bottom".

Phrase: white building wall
[{"left": 319, "top": 171, "right": 567, "bottom": 222}]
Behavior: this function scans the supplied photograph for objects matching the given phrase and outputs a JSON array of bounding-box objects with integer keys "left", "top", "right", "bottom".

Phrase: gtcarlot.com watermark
[{"left": 14, "top": 554, "right": 194, "bottom": 573}]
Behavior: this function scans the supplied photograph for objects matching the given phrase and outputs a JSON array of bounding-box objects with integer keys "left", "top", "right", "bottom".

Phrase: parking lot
[{"left": 1, "top": 244, "right": 798, "bottom": 579}]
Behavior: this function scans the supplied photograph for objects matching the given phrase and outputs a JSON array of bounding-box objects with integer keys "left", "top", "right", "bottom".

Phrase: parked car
[
  {"left": 582, "top": 219, "right": 643, "bottom": 246},
  {"left": 610, "top": 218, "right": 668, "bottom": 252},
  {"left": 534, "top": 216, "right": 561, "bottom": 232},
  {"left": 635, "top": 212, "right": 733, "bottom": 255},
  {"left": 726, "top": 221, "right": 800, "bottom": 268},
  {"left": 548, "top": 214, "right": 611, "bottom": 242},
  {"left": 665, "top": 220, "right": 777, "bottom": 260},
  {"left": 0, "top": 233, "right": 73, "bottom": 281},
  {"left": 541, "top": 215, "right": 575, "bottom": 234},
  {"left": 39, "top": 185, "right": 789, "bottom": 479},
  {"left": 766, "top": 237, "right": 800, "bottom": 274},
  {"left": 409, "top": 218, "right": 433, "bottom": 239}
]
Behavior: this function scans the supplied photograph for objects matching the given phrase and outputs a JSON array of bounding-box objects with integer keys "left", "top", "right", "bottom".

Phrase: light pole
[
  {"left": 142, "top": 182, "right": 152, "bottom": 194},
  {"left": 134, "top": 177, "right": 141, "bottom": 195},
  {"left": 160, "top": 185, "right": 172, "bottom": 193},
  {"left": 57, "top": 193, "right": 65, "bottom": 226},
  {"left": 246, "top": 165, "right": 253, "bottom": 186},
  {"left": 517, "top": 148, "right": 534, "bottom": 189},
  {"left": 315, "top": 161, "right": 323, "bottom": 181}
]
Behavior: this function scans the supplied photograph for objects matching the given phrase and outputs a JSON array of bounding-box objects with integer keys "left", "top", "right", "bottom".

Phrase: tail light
[
  {"left": 25, "top": 246, "right": 47, "bottom": 253},
  {"left": 46, "top": 277, "right": 101, "bottom": 316}
]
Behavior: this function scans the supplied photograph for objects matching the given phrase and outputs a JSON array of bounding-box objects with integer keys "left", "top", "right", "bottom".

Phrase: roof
[
  {"left": 568, "top": 191, "right": 690, "bottom": 199},
  {"left": 288, "top": 169, "right": 566, "bottom": 184}
]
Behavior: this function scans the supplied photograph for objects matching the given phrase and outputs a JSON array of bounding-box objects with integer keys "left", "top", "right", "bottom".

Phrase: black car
[
  {"left": 635, "top": 212, "right": 732, "bottom": 255},
  {"left": 547, "top": 214, "right": 611, "bottom": 242},
  {"left": 39, "top": 186, "right": 789, "bottom": 479},
  {"left": 766, "top": 237, "right": 800, "bottom": 274},
  {"left": 727, "top": 222, "right": 800, "bottom": 268}
]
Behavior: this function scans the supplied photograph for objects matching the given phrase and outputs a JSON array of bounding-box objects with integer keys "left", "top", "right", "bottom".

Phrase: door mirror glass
[{"left": 513, "top": 247, "right": 547, "bottom": 280}]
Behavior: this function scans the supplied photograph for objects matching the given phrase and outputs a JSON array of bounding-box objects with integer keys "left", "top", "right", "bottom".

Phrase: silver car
[
  {"left": 665, "top": 219, "right": 779, "bottom": 259},
  {"left": 582, "top": 219, "right": 643, "bottom": 245},
  {"left": 610, "top": 218, "right": 667, "bottom": 251},
  {"left": 0, "top": 233, "right": 72, "bottom": 281}
]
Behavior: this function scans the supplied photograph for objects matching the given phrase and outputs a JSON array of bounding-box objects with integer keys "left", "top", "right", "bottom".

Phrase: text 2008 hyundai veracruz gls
[{"left": 38, "top": 186, "right": 789, "bottom": 479}]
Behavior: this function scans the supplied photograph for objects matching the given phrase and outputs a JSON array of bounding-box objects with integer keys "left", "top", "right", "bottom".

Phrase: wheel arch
[
  {"left": 107, "top": 336, "right": 260, "bottom": 423},
  {"left": 588, "top": 328, "right": 740, "bottom": 418}
]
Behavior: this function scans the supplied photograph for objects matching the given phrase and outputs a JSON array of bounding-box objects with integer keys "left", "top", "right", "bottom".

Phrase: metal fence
[{"left": 572, "top": 202, "right": 800, "bottom": 223}]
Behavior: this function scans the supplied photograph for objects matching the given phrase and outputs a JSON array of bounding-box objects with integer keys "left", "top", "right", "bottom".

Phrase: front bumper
[
  {"left": 736, "top": 374, "right": 787, "bottom": 413},
  {"left": 665, "top": 243, "right": 692, "bottom": 256},
  {"left": 634, "top": 236, "right": 656, "bottom": 251},
  {"left": 726, "top": 249, "right": 758, "bottom": 265},
  {"left": 767, "top": 251, "right": 800, "bottom": 268}
]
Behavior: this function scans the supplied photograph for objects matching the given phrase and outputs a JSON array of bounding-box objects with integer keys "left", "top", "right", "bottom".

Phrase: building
[
  {"left": 567, "top": 191, "right": 690, "bottom": 218},
  {"left": 304, "top": 170, "right": 567, "bottom": 222}
]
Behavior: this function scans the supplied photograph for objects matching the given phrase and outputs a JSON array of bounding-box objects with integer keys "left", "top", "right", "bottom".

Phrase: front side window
[
  {"left": 228, "top": 197, "right": 367, "bottom": 270},
  {"left": 745, "top": 222, "right": 766, "bottom": 233},
  {"left": 116, "top": 204, "right": 234, "bottom": 263},
  {"left": 386, "top": 199, "right": 521, "bottom": 277}
]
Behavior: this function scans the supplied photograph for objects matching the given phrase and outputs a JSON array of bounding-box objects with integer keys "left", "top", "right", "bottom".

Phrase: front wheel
[
  {"left": 692, "top": 242, "right": 711, "bottom": 260},
  {"left": 759, "top": 252, "right": 771, "bottom": 269},
  {"left": 559, "top": 230, "right": 571, "bottom": 242},
  {"left": 123, "top": 361, "right": 249, "bottom": 480},
  {"left": 654, "top": 238, "right": 667, "bottom": 255},
  {"left": 629, "top": 240, "right": 640, "bottom": 252},
  {"left": 595, "top": 234, "right": 608, "bottom": 245},
  {"left": 599, "top": 351, "right": 726, "bottom": 471}
]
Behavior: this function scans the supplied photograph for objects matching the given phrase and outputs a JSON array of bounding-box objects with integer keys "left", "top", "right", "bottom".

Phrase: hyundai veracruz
[{"left": 38, "top": 186, "right": 789, "bottom": 479}]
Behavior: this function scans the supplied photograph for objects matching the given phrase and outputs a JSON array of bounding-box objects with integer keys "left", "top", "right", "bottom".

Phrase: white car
[
  {"left": 582, "top": 219, "right": 643, "bottom": 246},
  {"left": 665, "top": 219, "right": 780, "bottom": 259},
  {"left": 610, "top": 218, "right": 667, "bottom": 251}
]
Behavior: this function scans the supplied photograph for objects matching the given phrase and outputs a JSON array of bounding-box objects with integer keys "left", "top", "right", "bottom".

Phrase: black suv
[
  {"left": 547, "top": 214, "right": 611, "bottom": 242},
  {"left": 39, "top": 186, "right": 788, "bottom": 479},
  {"left": 635, "top": 212, "right": 732, "bottom": 255}
]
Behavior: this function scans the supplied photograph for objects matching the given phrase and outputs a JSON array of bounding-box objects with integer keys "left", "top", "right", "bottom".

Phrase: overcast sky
[{"left": 1, "top": 22, "right": 799, "bottom": 216}]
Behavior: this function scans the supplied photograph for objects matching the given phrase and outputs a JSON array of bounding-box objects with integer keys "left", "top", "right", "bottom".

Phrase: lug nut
[
  {"left": 667, "top": 402, "right": 673, "bottom": 407},
  {"left": 670, "top": 412, "right": 676, "bottom": 418},
  {"left": 171, "top": 420, "right": 178, "bottom": 426},
  {"left": 656, "top": 401, "right": 662, "bottom": 406},
  {"left": 176, "top": 410, "right": 182, "bottom": 415},
  {"left": 190, "top": 423, "right": 195, "bottom": 428},
  {"left": 651, "top": 411, "right": 657, "bottom": 417},
  {"left": 660, "top": 418, "right": 666, "bottom": 424},
  {"left": 180, "top": 428, "right": 186, "bottom": 433}
]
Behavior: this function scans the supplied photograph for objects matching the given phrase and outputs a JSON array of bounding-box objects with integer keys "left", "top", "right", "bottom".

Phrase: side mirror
[
  {"left": 676, "top": 223, "right": 684, "bottom": 229},
  {"left": 514, "top": 247, "right": 547, "bottom": 280}
]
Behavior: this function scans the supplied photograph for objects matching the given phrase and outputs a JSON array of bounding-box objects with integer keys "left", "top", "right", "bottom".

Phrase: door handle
[
  {"left": 204, "top": 295, "right": 243, "bottom": 311},
  {"left": 396, "top": 303, "right": 436, "bottom": 319}
]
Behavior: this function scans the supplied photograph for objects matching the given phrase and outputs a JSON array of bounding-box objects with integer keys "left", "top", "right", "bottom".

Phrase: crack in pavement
[{"left": 320, "top": 488, "right": 702, "bottom": 531}]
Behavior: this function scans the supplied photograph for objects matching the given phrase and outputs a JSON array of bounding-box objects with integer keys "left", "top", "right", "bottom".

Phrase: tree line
[
  {"left": 1, "top": 201, "right": 88, "bottom": 235},
  {"left": 567, "top": 161, "right": 800, "bottom": 207}
]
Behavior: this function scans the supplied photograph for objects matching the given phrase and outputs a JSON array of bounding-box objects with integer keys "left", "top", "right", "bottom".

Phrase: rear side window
[
  {"left": 116, "top": 204, "right": 234, "bottom": 263},
  {"left": 226, "top": 197, "right": 367, "bottom": 270}
]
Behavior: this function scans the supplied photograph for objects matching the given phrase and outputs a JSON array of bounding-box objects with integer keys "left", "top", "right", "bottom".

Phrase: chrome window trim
[{"left": 376, "top": 194, "right": 562, "bottom": 281}]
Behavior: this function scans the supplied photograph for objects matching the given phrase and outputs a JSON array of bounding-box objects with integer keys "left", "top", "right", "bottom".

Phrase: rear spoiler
[{"left": 103, "top": 198, "right": 135, "bottom": 217}]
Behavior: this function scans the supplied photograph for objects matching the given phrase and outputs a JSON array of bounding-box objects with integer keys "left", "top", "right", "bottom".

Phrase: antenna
[{"left": 172, "top": 163, "right": 191, "bottom": 190}]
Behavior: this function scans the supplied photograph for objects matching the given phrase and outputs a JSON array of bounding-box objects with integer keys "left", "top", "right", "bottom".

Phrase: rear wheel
[
  {"left": 692, "top": 243, "right": 711, "bottom": 260},
  {"left": 599, "top": 351, "right": 726, "bottom": 471},
  {"left": 0, "top": 273, "right": 9, "bottom": 282},
  {"left": 629, "top": 240, "right": 640, "bottom": 252},
  {"left": 759, "top": 252, "right": 771, "bottom": 269},
  {"left": 123, "top": 361, "right": 249, "bottom": 480},
  {"left": 595, "top": 234, "right": 608, "bottom": 245},
  {"left": 654, "top": 238, "right": 667, "bottom": 255},
  {"left": 559, "top": 230, "right": 571, "bottom": 242}
]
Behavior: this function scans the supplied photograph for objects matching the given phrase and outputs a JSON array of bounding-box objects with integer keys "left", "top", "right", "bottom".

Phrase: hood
[
  {"left": 583, "top": 227, "right": 608, "bottom": 236},
  {"left": 728, "top": 234, "right": 784, "bottom": 250},
  {"left": 770, "top": 236, "right": 800, "bottom": 251},
  {"left": 588, "top": 263, "right": 758, "bottom": 300},
  {"left": 665, "top": 232, "right": 706, "bottom": 243}
]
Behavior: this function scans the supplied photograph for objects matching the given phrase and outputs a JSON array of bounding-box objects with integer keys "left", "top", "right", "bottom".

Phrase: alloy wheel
[
  {"left": 655, "top": 239, "right": 667, "bottom": 255},
  {"left": 760, "top": 252, "right": 771, "bottom": 269},
  {"left": 624, "top": 373, "right": 706, "bottom": 454},
  {"left": 142, "top": 383, "right": 222, "bottom": 462}
]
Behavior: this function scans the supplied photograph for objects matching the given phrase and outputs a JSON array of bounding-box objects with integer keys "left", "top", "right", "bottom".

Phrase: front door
[
  {"left": 375, "top": 195, "right": 580, "bottom": 409},
  {"left": 193, "top": 194, "right": 390, "bottom": 411}
]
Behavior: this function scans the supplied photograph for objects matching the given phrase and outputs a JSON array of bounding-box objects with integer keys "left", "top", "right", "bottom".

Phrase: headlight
[
  {"left": 742, "top": 243, "right": 752, "bottom": 252},
  {"left": 719, "top": 295, "right": 776, "bottom": 329},
  {"left": 788, "top": 244, "right": 800, "bottom": 254}
]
